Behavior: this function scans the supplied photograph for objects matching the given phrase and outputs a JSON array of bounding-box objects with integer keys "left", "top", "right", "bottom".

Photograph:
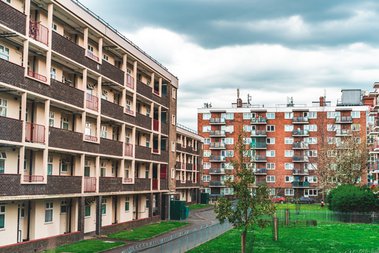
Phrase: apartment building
[
  {"left": 175, "top": 125, "right": 203, "bottom": 203},
  {"left": 0, "top": 0, "right": 178, "bottom": 251},
  {"left": 198, "top": 90, "right": 368, "bottom": 200}
]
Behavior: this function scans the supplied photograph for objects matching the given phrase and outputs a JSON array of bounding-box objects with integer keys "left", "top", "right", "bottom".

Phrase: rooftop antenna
[
  {"left": 324, "top": 89, "right": 326, "bottom": 99},
  {"left": 237, "top": 88, "right": 240, "bottom": 99},
  {"left": 247, "top": 94, "right": 252, "bottom": 105}
]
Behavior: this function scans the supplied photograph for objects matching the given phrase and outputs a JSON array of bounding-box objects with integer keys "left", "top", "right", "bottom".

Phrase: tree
[{"left": 215, "top": 133, "right": 275, "bottom": 253}]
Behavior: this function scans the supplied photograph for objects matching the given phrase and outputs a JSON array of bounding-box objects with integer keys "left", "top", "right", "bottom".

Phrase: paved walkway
[{"left": 104, "top": 207, "right": 231, "bottom": 253}]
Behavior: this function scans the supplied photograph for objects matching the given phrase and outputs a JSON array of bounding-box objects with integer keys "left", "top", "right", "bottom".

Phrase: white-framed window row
[
  {"left": 100, "top": 125, "right": 107, "bottom": 138},
  {"left": 351, "top": 124, "right": 360, "bottom": 131},
  {"left": 202, "top": 125, "right": 211, "bottom": 133},
  {"left": 285, "top": 163, "right": 294, "bottom": 170},
  {"left": 243, "top": 113, "right": 252, "bottom": 120},
  {"left": 306, "top": 176, "right": 318, "bottom": 183},
  {"left": 61, "top": 115, "right": 69, "bottom": 130},
  {"left": 243, "top": 138, "right": 251, "bottom": 145},
  {"left": 45, "top": 202, "right": 53, "bottom": 223},
  {"left": 202, "top": 113, "right": 211, "bottom": 120},
  {"left": 203, "top": 162, "right": 211, "bottom": 170},
  {"left": 305, "top": 137, "right": 317, "bottom": 145},
  {"left": 224, "top": 138, "right": 234, "bottom": 145},
  {"left": 221, "top": 113, "right": 234, "bottom": 120},
  {"left": 266, "top": 175, "right": 275, "bottom": 183},
  {"left": 284, "top": 112, "right": 293, "bottom": 119},
  {"left": 285, "top": 188, "right": 294, "bottom": 196},
  {"left": 203, "top": 150, "right": 211, "bottom": 157},
  {"left": 308, "top": 111, "right": 317, "bottom": 119},
  {"left": 284, "top": 125, "right": 293, "bottom": 132},
  {"left": 285, "top": 150, "right": 294, "bottom": 157},
  {"left": 327, "top": 111, "right": 340, "bottom": 119},
  {"left": 221, "top": 125, "right": 234, "bottom": 133},
  {"left": 285, "top": 137, "right": 294, "bottom": 144},
  {"left": 285, "top": 175, "right": 294, "bottom": 183},
  {"left": 243, "top": 125, "right": 252, "bottom": 132},
  {"left": 204, "top": 138, "right": 211, "bottom": 145},
  {"left": 306, "top": 150, "right": 318, "bottom": 157},
  {"left": 266, "top": 112, "right": 275, "bottom": 119},
  {"left": 351, "top": 111, "right": 360, "bottom": 119},
  {"left": 304, "top": 189, "right": 318, "bottom": 197},
  {"left": 305, "top": 124, "right": 317, "bottom": 132}
]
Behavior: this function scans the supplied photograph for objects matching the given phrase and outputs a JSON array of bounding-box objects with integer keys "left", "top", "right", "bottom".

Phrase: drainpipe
[{"left": 26, "top": 200, "right": 31, "bottom": 241}]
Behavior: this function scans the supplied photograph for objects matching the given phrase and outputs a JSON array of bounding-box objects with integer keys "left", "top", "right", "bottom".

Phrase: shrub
[{"left": 327, "top": 185, "right": 378, "bottom": 212}]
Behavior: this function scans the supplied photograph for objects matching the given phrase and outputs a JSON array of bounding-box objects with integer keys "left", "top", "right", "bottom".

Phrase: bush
[{"left": 327, "top": 185, "right": 378, "bottom": 212}]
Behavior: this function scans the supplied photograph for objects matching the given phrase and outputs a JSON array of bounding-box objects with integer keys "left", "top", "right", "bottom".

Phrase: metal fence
[{"left": 121, "top": 221, "right": 232, "bottom": 253}]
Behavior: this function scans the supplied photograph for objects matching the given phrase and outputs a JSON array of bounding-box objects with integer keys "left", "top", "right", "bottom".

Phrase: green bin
[{"left": 200, "top": 193, "right": 210, "bottom": 204}]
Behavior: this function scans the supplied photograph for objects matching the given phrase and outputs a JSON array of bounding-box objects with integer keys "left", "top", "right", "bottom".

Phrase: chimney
[
  {"left": 237, "top": 89, "right": 243, "bottom": 108},
  {"left": 319, "top": 96, "right": 325, "bottom": 107}
]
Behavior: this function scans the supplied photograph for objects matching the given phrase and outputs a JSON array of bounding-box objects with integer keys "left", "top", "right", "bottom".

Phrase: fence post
[
  {"left": 273, "top": 212, "right": 278, "bottom": 241},
  {"left": 285, "top": 209, "right": 290, "bottom": 226}
]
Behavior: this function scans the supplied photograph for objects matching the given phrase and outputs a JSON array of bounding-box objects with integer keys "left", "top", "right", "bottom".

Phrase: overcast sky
[{"left": 81, "top": 0, "right": 379, "bottom": 130}]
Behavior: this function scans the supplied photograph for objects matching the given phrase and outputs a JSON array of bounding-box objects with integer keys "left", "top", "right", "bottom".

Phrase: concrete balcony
[
  {"left": 209, "top": 118, "right": 226, "bottom": 125},
  {"left": 335, "top": 129, "right": 352, "bottom": 137},
  {"left": 102, "top": 60, "right": 124, "bottom": 85},
  {"left": 292, "top": 117, "right": 309, "bottom": 124},
  {"left": 135, "top": 145, "right": 152, "bottom": 160},
  {"left": 176, "top": 180, "right": 200, "bottom": 188},
  {"left": 51, "top": 79, "right": 84, "bottom": 108},
  {"left": 210, "top": 130, "right": 226, "bottom": 137},
  {"left": 136, "top": 113, "right": 152, "bottom": 129},
  {"left": 292, "top": 130, "right": 309, "bottom": 137},
  {"left": 209, "top": 142, "right": 226, "bottom": 149},
  {"left": 0, "top": 1, "right": 26, "bottom": 35},
  {"left": 137, "top": 80, "right": 152, "bottom": 99},
  {"left": 292, "top": 181, "right": 310, "bottom": 188},
  {"left": 0, "top": 116, "right": 22, "bottom": 142},
  {"left": 335, "top": 116, "right": 353, "bottom": 124},
  {"left": 99, "top": 177, "right": 134, "bottom": 192},
  {"left": 134, "top": 178, "right": 151, "bottom": 191},
  {"left": 49, "top": 127, "right": 83, "bottom": 151},
  {"left": 251, "top": 117, "right": 267, "bottom": 124},
  {"left": 101, "top": 99, "right": 125, "bottom": 121},
  {"left": 251, "top": 130, "right": 267, "bottom": 137},
  {"left": 100, "top": 138, "right": 123, "bottom": 156}
]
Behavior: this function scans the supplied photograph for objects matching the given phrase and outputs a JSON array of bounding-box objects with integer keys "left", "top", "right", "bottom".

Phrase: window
[
  {"left": 285, "top": 176, "right": 294, "bottom": 183},
  {"left": 60, "top": 159, "right": 69, "bottom": 173},
  {"left": 45, "top": 202, "right": 53, "bottom": 222},
  {"left": 203, "top": 162, "right": 210, "bottom": 170},
  {"left": 61, "top": 116, "right": 69, "bottom": 130},
  {"left": 327, "top": 124, "right": 339, "bottom": 131},
  {"left": 60, "top": 201, "right": 67, "bottom": 214},
  {"left": 221, "top": 113, "right": 234, "bottom": 120},
  {"left": 327, "top": 111, "right": 340, "bottom": 119},
  {"left": 0, "top": 45, "right": 10, "bottom": 61},
  {"left": 308, "top": 111, "right": 317, "bottom": 119},
  {"left": 284, "top": 125, "right": 293, "bottom": 132},
  {"left": 243, "top": 125, "right": 252, "bottom": 132},
  {"left": 351, "top": 111, "right": 360, "bottom": 118},
  {"left": 285, "top": 188, "right": 294, "bottom": 196},
  {"left": 266, "top": 150, "right": 275, "bottom": 157},
  {"left": 203, "top": 150, "right": 211, "bottom": 157},
  {"left": 50, "top": 67, "right": 57, "bottom": 80},
  {"left": 202, "top": 175, "right": 211, "bottom": 182},
  {"left": 306, "top": 125, "right": 317, "bottom": 132},
  {"left": 0, "top": 205, "right": 4, "bottom": 229},
  {"left": 172, "top": 87, "right": 176, "bottom": 99},
  {"left": 305, "top": 137, "right": 317, "bottom": 144},
  {"left": 202, "top": 113, "right": 211, "bottom": 120},
  {"left": 327, "top": 150, "right": 337, "bottom": 157},
  {"left": 267, "top": 163, "right": 275, "bottom": 170},
  {"left": 285, "top": 112, "right": 293, "bottom": 119},
  {"left": 85, "top": 204, "right": 91, "bottom": 217},
  {"left": 101, "top": 199, "right": 106, "bottom": 215},
  {"left": 285, "top": 163, "right": 294, "bottom": 170},
  {"left": 125, "top": 197, "right": 130, "bottom": 212},
  {"left": 266, "top": 125, "right": 275, "bottom": 132},
  {"left": 242, "top": 138, "right": 251, "bottom": 144},
  {"left": 47, "top": 155, "right": 52, "bottom": 175},
  {"left": 266, "top": 112, "right": 275, "bottom": 119},
  {"left": 100, "top": 125, "right": 107, "bottom": 138},
  {"left": 306, "top": 176, "right": 318, "bottom": 183},
  {"left": 204, "top": 138, "right": 210, "bottom": 144},
  {"left": 266, "top": 175, "right": 275, "bottom": 183},
  {"left": 305, "top": 189, "right": 318, "bottom": 196},
  {"left": 265, "top": 138, "right": 274, "bottom": 145},
  {"left": 172, "top": 115, "right": 176, "bottom": 125},
  {"left": 224, "top": 138, "right": 234, "bottom": 145},
  {"left": 285, "top": 150, "right": 294, "bottom": 157},
  {"left": 100, "top": 161, "right": 106, "bottom": 177},
  {"left": 202, "top": 126, "right": 211, "bottom": 133},
  {"left": 269, "top": 188, "right": 276, "bottom": 196},
  {"left": 306, "top": 150, "right": 318, "bottom": 157},
  {"left": 0, "top": 98, "right": 7, "bottom": 117},
  {"left": 87, "top": 45, "right": 94, "bottom": 52},
  {"left": 103, "top": 54, "right": 109, "bottom": 61},
  {"left": 222, "top": 125, "right": 234, "bottom": 133},
  {"left": 284, "top": 137, "right": 294, "bottom": 144},
  {"left": 223, "top": 150, "right": 234, "bottom": 157},
  {"left": 48, "top": 111, "right": 54, "bottom": 127},
  {"left": 243, "top": 113, "right": 251, "bottom": 119},
  {"left": 243, "top": 150, "right": 252, "bottom": 157},
  {"left": 351, "top": 124, "right": 360, "bottom": 131}
]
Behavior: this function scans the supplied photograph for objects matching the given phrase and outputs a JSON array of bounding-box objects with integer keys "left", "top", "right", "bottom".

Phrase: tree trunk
[{"left": 241, "top": 229, "right": 247, "bottom": 253}]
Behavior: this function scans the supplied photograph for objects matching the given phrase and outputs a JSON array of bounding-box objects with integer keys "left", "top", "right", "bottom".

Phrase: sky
[{"left": 80, "top": 0, "right": 379, "bottom": 130}]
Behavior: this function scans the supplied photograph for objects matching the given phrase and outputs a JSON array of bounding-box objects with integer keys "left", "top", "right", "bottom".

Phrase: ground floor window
[
  {"left": 45, "top": 202, "right": 53, "bottom": 222},
  {"left": 101, "top": 199, "right": 107, "bottom": 215},
  {"left": 125, "top": 197, "right": 130, "bottom": 212},
  {"left": 285, "top": 188, "right": 294, "bottom": 196},
  {"left": 85, "top": 204, "right": 91, "bottom": 217},
  {"left": 0, "top": 205, "right": 5, "bottom": 229},
  {"left": 304, "top": 189, "right": 318, "bottom": 196}
]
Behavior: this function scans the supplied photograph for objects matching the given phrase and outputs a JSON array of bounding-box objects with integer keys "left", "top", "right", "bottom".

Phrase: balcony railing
[
  {"left": 210, "top": 118, "right": 226, "bottom": 124},
  {"left": 209, "top": 156, "right": 226, "bottom": 162},
  {"left": 251, "top": 130, "right": 267, "bottom": 136},
  {"left": 152, "top": 178, "right": 158, "bottom": 190},
  {"left": 292, "top": 142, "right": 309, "bottom": 149},
  {"left": 125, "top": 143, "right": 133, "bottom": 156},
  {"left": 336, "top": 129, "right": 352, "bottom": 136},
  {"left": 29, "top": 21, "right": 48, "bottom": 45},
  {"left": 292, "top": 181, "right": 310, "bottom": 187},
  {"left": 292, "top": 130, "right": 309, "bottom": 136},
  {"left": 251, "top": 142, "right": 267, "bottom": 149},
  {"left": 251, "top": 117, "right": 267, "bottom": 124},
  {"left": 252, "top": 155, "right": 267, "bottom": 162},
  {"left": 84, "top": 135, "right": 98, "bottom": 142},
  {"left": 253, "top": 168, "right": 267, "bottom": 175},
  {"left": 86, "top": 93, "right": 99, "bottom": 111},
  {"left": 84, "top": 177, "right": 96, "bottom": 192},
  {"left": 153, "top": 119, "right": 159, "bottom": 131},
  {"left": 293, "top": 169, "right": 309, "bottom": 175},
  {"left": 125, "top": 106, "right": 134, "bottom": 115},
  {"left": 209, "top": 168, "right": 225, "bottom": 174},
  {"left": 23, "top": 174, "right": 44, "bottom": 182},
  {"left": 292, "top": 117, "right": 309, "bottom": 123},
  {"left": 210, "top": 130, "right": 226, "bottom": 137},
  {"left": 293, "top": 156, "right": 309, "bottom": 162},
  {"left": 335, "top": 116, "right": 353, "bottom": 124},
  {"left": 25, "top": 122, "right": 45, "bottom": 144},
  {"left": 27, "top": 69, "right": 47, "bottom": 82},
  {"left": 123, "top": 177, "right": 133, "bottom": 183},
  {"left": 86, "top": 50, "right": 99, "bottom": 62},
  {"left": 210, "top": 142, "right": 226, "bottom": 149},
  {"left": 209, "top": 181, "right": 225, "bottom": 187},
  {"left": 126, "top": 74, "right": 134, "bottom": 89}
]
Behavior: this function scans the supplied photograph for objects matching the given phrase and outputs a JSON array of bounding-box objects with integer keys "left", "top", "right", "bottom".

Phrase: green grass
[
  {"left": 108, "top": 221, "right": 189, "bottom": 241},
  {"left": 188, "top": 223, "right": 379, "bottom": 253},
  {"left": 188, "top": 203, "right": 213, "bottom": 211},
  {"left": 44, "top": 239, "right": 124, "bottom": 253},
  {"left": 275, "top": 203, "right": 329, "bottom": 211}
]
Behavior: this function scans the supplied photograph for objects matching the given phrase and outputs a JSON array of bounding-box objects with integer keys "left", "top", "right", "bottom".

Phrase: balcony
[
  {"left": 210, "top": 118, "right": 225, "bottom": 124},
  {"left": 86, "top": 50, "right": 99, "bottom": 62},
  {"left": 136, "top": 113, "right": 152, "bottom": 129},
  {"left": 86, "top": 94, "right": 99, "bottom": 111},
  {"left": 27, "top": 69, "right": 47, "bottom": 83},
  {"left": 210, "top": 130, "right": 226, "bottom": 137},
  {"left": 251, "top": 142, "right": 267, "bottom": 149},
  {"left": 175, "top": 162, "right": 184, "bottom": 170},
  {"left": 251, "top": 117, "right": 267, "bottom": 124},
  {"left": 176, "top": 180, "right": 200, "bottom": 188},
  {"left": 252, "top": 155, "right": 267, "bottom": 162},
  {"left": 25, "top": 122, "right": 45, "bottom": 144},
  {"left": 161, "top": 122, "right": 168, "bottom": 135},
  {"left": 125, "top": 143, "right": 134, "bottom": 157},
  {"left": 209, "top": 142, "right": 226, "bottom": 149},
  {"left": 335, "top": 129, "right": 352, "bottom": 137},
  {"left": 335, "top": 116, "right": 353, "bottom": 124},
  {"left": 292, "top": 181, "right": 310, "bottom": 188},
  {"left": 101, "top": 99, "right": 124, "bottom": 121},
  {"left": 51, "top": 79, "right": 84, "bottom": 108},
  {"left": 29, "top": 21, "right": 48, "bottom": 45},
  {"left": 293, "top": 156, "right": 308, "bottom": 162},
  {"left": 134, "top": 178, "right": 151, "bottom": 191},
  {"left": 137, "top": 80, "right": 152, "bottom": 99},
  {"left": 99, "top": 177, "right": 128, "bottom": 192},
  {"left": 84, "top": 177, "right": 96, "bottom": 192},
  {"left": 23, "top": 174, "right": 44, "bottom": 183},
  {"left": 292, "top": 117, "right": 309, "bottom": 124},
  {"left": 0, "top": 116, "right": 22, "bottom": 142},
  {"left": 49, "top": 127, "right": 83, "bottom": 151},
  {"left": 126, "top": 74, "right": 134, "bottom": 89},
  {"left": 153, "top": 119, "right": 159, "bottom": 131},
  {"left": 293, "top": 169, "right": 309, "bottom": 175},
  {"left": 152, "top": 178, "right": 158, "bottom": 190},
  {"left": 209, "top": 156, "right": 226, "bottom": 162},
  {"left": 251, "top": 130, "right": 267, "bottom": 137},
  {"left": 100, "top": 138, "right": 123, "bottom": 156},
  {"left": 135, "top": 145, "right": 152, "bottom": 160},
  {"left": 292, "top": 130, "right": 309, "bottom": 137},
  {"left": 292, "top": 142, "right": 309, "bottom": 149},
  {"left": 101, "top": 60, "right": 124, "bottom": 85},
  {"left": 253, "top": 168, "right": 267, "bottom": 175},
  {"left": 0, "top": 1, "right": 26, "bottom": 34},
  {"left": 209, "top": 168, "right": 225, "bottom": 174},
  {"left": 84, "top": 135, "right": 98, "bottom": 142},
  {"left": 209, "top": 181, "right": 225, "bottom": 187}
]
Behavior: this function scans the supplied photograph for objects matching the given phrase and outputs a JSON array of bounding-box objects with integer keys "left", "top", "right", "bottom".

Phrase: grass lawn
[
  {"left": 188, "top": 223, "right": 379, "bottom": 253},
  {"left": 275, "top": 203, "right": 328, "bottom": 211},
  {"left": 44, "top": 239, "right": 124, "bottom": 253},
  {"left": 188, "top": 203, "right": 213, "bottom": 211},
  {"left": 108, "top": 221, "right": 188, "bottom": 241}
]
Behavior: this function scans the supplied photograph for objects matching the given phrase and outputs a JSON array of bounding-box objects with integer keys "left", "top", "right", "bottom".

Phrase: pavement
[{"left": 104, "top": 207, "right": 219, "bottom": 253}]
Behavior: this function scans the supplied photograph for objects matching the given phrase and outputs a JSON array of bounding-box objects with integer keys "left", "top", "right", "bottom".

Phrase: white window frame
[
  {"left": 285, "top": 188, "right": 294, "bottom": 196},
  {"left": 285, "top": 137, "right": 294, "bottom": 144},
  {"left": 100, "top": 125, "right": 107, "bottom": 139},
  {"left": 266, "top": 112, "right": 275, "bottom": 119},
  {"left": 285, "top": 163, "right": 294, "bottom": 170},
  {"left": 45, "top": 202, "right": 53, "bottom": 223},
  {"left": 266, "top": 150, "right": 275, "bottom": 157},
  {"left": 0, "top": 45, "right": 10, "bottom": 61},
  {"left": 267, "top": 163, "right": 275, "bottom": 170},
  {"left": 285, "top": 150, "right": 294, "bottom": 157},
  {"left": 266, "top": 125, "right": 275, "bottom": 132},
  {"left": 202, "top": 113, "right": 211, "bottom": 120},
  {"left": 266, "top": 175, "right": 275, "bottom": 183},
  {"left": 266, "top": 138, "right": 275, "bottom": 144},
  {"left": 284, "top": 125, "right": 294, "bottom": 132},
  {"left": 0, "top": 98, "right": 8, "bottom": 117}
]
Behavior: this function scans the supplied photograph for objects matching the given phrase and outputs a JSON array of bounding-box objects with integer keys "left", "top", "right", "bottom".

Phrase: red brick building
[{"left": 198, "top": 90, "right": 368, "bottom": 199}]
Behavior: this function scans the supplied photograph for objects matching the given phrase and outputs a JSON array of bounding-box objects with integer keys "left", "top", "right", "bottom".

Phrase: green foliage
[
  {"left": 44, "top": 240, "right": 124, "bottom": 253},
  {"left": 327, "top": 184, "right": 378, "bottom": 212},
  {"left": 108, "top": 221, "right": 188, "bottom": 241}
]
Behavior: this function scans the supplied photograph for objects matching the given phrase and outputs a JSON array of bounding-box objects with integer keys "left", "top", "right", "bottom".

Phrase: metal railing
[
  {"left": 84, "top": 177, "right": 96, "bottom": 192},
  {"left": 209, "top": 156, "right": 226, "bottom": 162},
  {"left": 124, "top": 143, "right": 133, "bottom": 156},
  {"left": 153, "top": 119, "right": 159, "bottom": 131},
  {"left": 254, "top": 168, "right": 268, "bottom": 174},
  {"left": 293, "top": 142, "right": 309, "bottom": 149},
  {"left": 251, "top": 130, "right": 267, "bottom": 136},
  {"left": 84, "top": 135, "right": 98, "bottom": 142},
  {"left": 23, "top": 174, "right": 44, "bottom": 182},
  {"left": 27, "top": 69, "right": 47, "bottom": 82},
  {"left": 210, "top": 117, "right": 226, "bottom": 124},
  {"left": 210, "top": 130, "right": 226, "bottom": 136},
  {"left": 251, "top": 142, "right": 267, "bottom": 148},
  {"left": 126, "top": 74, "right": 134, "bottom": 89},
  {"left": 251, "top": 117, "right": 267, "bottom": 124},
  {"left": 29, "top": 21, "right": 48, "bottom": 45},
  {"left": 292, "top": 181, "right": 310, "bottom": 187},
  {"left": 86, "top": 50, "right": 99, "bottom": 61},
  {"left": 210, "top": 142, "right": 226, "bottom": 149},
  {"left": 292, "top": 116, "right": 309, "bottom": 123},
  {"left": 86, "top": 93, "right": 99, "bottom": 111},
  {"left": 292, "top": 130, "right": 309, "bottom": 136},
  {"left": 25, "top": 122, "right": 45, "bottom": 144},
  {"left": 335, "top": 116, "right": 353, "bottom": 123}
]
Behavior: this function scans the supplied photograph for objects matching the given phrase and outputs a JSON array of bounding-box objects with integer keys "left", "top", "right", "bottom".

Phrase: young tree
[{"left": 215, "top": 134, "right": 275, "bottom": 253}]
